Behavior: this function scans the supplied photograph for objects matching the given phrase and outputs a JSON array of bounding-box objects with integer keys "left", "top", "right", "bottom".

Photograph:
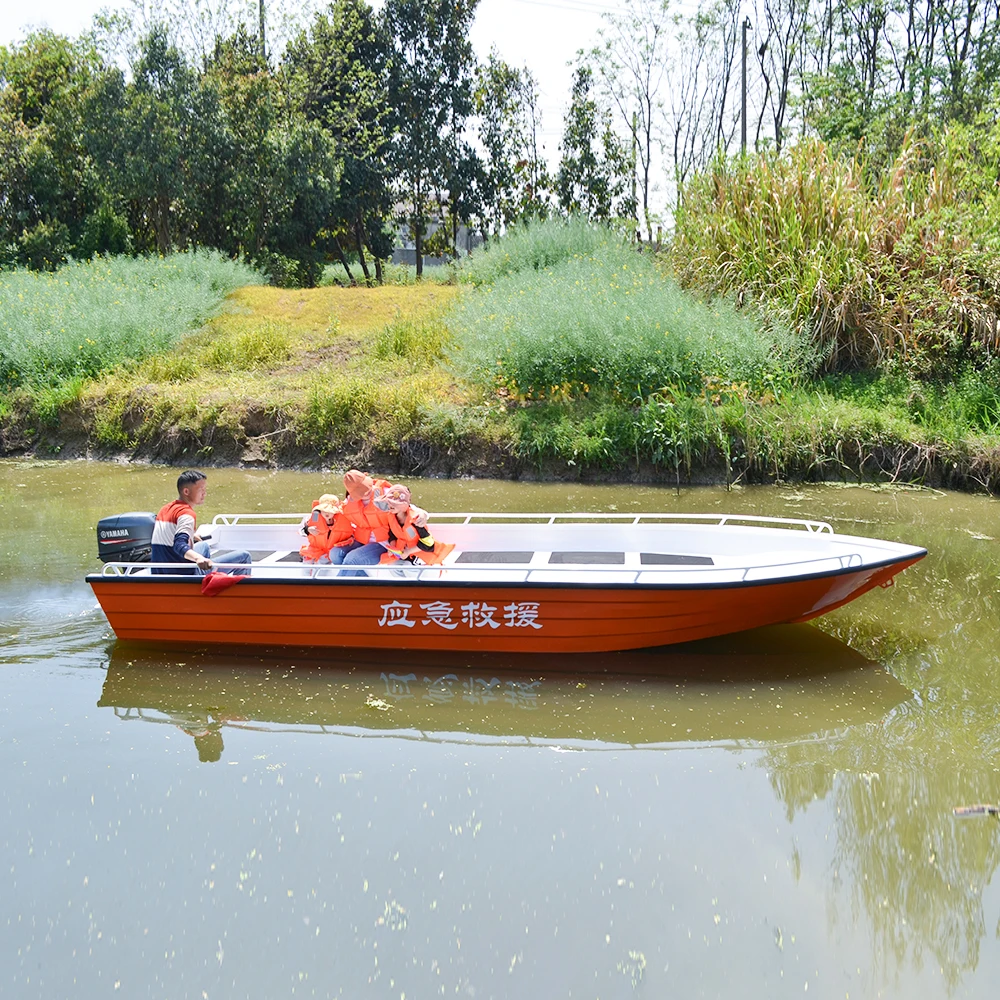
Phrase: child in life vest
[
  {"left": 376, "top": 485, "right": 454, "bottom": 566},
  {"left": 299, "top": 494, "right": 354, "bottom": 564}
]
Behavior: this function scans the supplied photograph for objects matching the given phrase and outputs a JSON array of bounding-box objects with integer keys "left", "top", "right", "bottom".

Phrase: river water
[{"left": 1, "top": 460, "right": 998, "bottom": 999}]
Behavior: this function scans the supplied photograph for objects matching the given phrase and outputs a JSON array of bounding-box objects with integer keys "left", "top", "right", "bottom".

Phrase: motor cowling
[{"left": 97, "top": 512, "right": 156, "bottom": 563}]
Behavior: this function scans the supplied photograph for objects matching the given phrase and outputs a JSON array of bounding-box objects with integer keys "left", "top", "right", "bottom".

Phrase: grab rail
[
  {"left": 98, "top": 550, "right": 864, "bottom": 582},
  {"left": 211, "top": 512, "right": 835, "bottom": 533}
]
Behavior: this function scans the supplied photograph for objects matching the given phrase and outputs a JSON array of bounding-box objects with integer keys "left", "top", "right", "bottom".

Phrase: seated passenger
[
  {"left": 377, "top": 485, "right": 453, "bottom": 566},
  {"left": 336, "top": 469, "right": 396, "bottom": 569},
  {"left": 151, "top": 469, "right": 251, "bottom": 576},
  {"left": 299, "top": 494, "right": 354, "bottom": 565}
]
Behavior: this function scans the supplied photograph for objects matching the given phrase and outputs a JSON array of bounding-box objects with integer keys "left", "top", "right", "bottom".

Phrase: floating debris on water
[{"left": 953, "top": 804, "right": 999, "bottom": 818}]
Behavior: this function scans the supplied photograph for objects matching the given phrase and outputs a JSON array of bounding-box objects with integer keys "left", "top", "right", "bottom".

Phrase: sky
[{"left": 0, "top": 0, "right": 618, "bottom": 158}]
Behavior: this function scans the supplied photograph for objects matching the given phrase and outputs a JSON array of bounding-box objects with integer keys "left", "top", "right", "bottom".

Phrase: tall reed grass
[
  {"left": 0, "top": 251, "right": 262, "bottom": 389},
  {"left": 448, "top": 219, "right": 806, "bottom": 400},
  {"left": 672, "top": 128, "right": 1000, "bottom": 373}
]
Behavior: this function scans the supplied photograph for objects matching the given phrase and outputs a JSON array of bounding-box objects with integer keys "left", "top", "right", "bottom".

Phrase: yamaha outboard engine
[{"left": 97, "top": 512, "right": 156, "bottom": 563}]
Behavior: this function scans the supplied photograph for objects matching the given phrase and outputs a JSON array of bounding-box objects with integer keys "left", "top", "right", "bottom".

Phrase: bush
[
  {"left": 457, "top": 216, "right": 617, "bottom": 286},
  {"left": 823, "top": 361, "right": 1000, "bottom": 438},
  {"left": 19, "top": 219, "right": 71, "bottom": 271},
  {"left": 0, "top": 250, "right": 262, "bottom": 389},
  {"left": 255, "top": 251, "right": 324, "bottom": 288},
  {"left": 79, "top": 204, "right": 132, "bottom": 258},
  {"left": 447, "top": 220, "right": 805, "bottom": 401}
]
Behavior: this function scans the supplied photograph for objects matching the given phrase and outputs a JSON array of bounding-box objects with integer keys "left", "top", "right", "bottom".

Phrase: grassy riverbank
[{"left": 3, "top": 218, "right": 1000, "bottom": 490}]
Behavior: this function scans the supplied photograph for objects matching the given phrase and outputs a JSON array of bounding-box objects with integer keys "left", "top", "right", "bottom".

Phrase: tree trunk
[
  {"left": 155, "top": 194, "right": 171, "bottom": 254},
  {"left": 373, "top": 254, "right": 383, "bottom": 284},
  {"left": 332, "top": 234, "right": 355, "bottom": 285},
  {"left": 355, "top": 215, "right": 372, "bottom": 284},
  {"left": 415, "top": 221, "right": 423, "bottom": 278}
]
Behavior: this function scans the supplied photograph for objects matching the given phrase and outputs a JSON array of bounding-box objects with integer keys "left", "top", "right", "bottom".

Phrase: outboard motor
[{"left": 97, "top": 512, "right": 156, "bottom": 563}]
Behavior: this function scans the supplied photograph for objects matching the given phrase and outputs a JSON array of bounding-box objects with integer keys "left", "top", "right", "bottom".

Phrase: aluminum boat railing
[
  {"left": 209, "top": 511, "right": 836, "bottom": 533},
  {"left": 93, "top": 512, "right": 874, "bottom": 583},
  {"left": 98, "top": 550, "right": 866, "bottom": 583}
]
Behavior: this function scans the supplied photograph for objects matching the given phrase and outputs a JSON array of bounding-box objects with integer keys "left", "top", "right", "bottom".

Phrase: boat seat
[
  {"left": 640, "top": 553, "right": 714, "bottom": 566},
  {"left": 455, "top": 551, "right": 534, "bottom": 564},
  {"left": 549, "top": 552, "right": 625, "bottom": 564},
  {"left": 451, "top": 550, "right": 717, "bottom": 567}
]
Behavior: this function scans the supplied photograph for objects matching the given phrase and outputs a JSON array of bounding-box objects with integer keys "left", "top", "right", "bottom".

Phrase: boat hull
[{"left": 88, "top": 555, "right": 920, "bottom": 653}]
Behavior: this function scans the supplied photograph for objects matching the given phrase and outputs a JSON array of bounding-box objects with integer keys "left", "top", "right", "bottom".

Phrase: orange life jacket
[
  {"left": 299, "top": 504, "right": 354, "bottom": 562},
  {"left": 342, "top": 479, "right": 394, "bottom": 545},
  {"left": 380, "top": 509, "right": 455, "bottom": 566}
]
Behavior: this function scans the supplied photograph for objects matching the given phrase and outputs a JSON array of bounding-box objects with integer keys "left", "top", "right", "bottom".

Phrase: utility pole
[
  {"left": 259, "top": 0, "right": 267, "bottom": 61},
  {"left": 741, "top": 17, "right": 749, "bottom": 155}
]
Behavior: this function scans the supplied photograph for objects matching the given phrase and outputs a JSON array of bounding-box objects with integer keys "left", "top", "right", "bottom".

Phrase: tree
[
  {"left": 115, "top": 1, "right": 328, "bottom": 66},
  {"left": 0, "top": 31, "right": 104, "bottom": 266},
  {"left": 591, "top": 0, "right": 671, "bottom": 241},
  {"left": 933, "top": 0, "right": 1000, "bottom": 122},
  {"left": 197, "top": 24, "right": 340, "bottom": 285},
  {"left": 752, "top": 0, "right": 812, "bottom": 151},
  {"left": 284, "top": 0, "right": 392, "bottom": 282},
  {"left": 519, "top": 67, "right": 551, "bottom": 222},
  {"left": 665, "top": 0, "right": 741, "bottom": 196},
  {"left": 556, "top": 63, "right": 635, "bottom": 225},
  {"left": 436, "top": 0, "right": 480, "bottom": 257},
  {"left": 475, "top": 50, "right": 550, "bottom": 239},
  {"left": 383, "top": 0, "right": 481, "bottom": 276},
  {"left": 790, "top": 0, "right": 1000, "bottom": 162},
  {"left": 109, "top": 26, "right": 195, "bottom": 253}
]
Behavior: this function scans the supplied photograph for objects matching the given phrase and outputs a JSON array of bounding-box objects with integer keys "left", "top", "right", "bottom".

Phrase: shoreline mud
[{"left": 4, "top": 405, "right": 998, "bottom": 494}]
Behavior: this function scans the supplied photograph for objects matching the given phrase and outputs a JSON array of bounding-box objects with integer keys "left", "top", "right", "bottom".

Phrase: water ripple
[{"left": 0, "top": 587, "right": 110, "bottom": 668}]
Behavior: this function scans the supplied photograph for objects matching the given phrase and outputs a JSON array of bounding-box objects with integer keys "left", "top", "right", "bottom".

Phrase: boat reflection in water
[{"left": 98, "top": 623, "right": 911, "bottom": 763}]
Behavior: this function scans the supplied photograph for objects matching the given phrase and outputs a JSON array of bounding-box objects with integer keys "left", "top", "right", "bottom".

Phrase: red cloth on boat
[{"left": 200, "top": 571, "right": 245, "bottom": 596}]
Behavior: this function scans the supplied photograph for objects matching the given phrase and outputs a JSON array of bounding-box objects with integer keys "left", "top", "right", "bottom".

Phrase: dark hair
[
  {"left": 177, "top": 469, "right": 207, "bottom": 493},
  {"left": 193, "top": 729, "right": 224, "bottom": 763}
]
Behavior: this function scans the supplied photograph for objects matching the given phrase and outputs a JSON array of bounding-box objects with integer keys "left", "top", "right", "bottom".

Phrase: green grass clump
[
  {"left": 0, "top": 250, "right": 262, "bottom": 390},
  {"left": 127, "top": 354, "right": 199, "bottom": 383},
  {"left": 202, "top": 320, "right": 294, "bottom": 371},
  {"left": 372, "top": 315, "right": 452, "bottom": 363},
  {"left": 821, "top": 363, "right": 1000, "bottom": 439},
  {"left": 296, "top": 372, "right": 434, "bottom": 453},
  {"left": 379, "top": 263, "right": 456, "bottom": 286},
  {"left": 507, "top": 379, "right": 951, "bottom": 484},
  {"left": 458, "top": 216, "right": 617, "bottom": 286},
  {"left": 319, "top": 262, "right": 457, "bottom": 287},
  {"left": 448, "top": 221, "right": 805, "bottom": 400}
]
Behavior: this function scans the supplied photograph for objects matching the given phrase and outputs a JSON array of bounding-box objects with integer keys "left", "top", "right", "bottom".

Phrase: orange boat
[{"left": 87, "top": 512, "right": 926, "bottom": 653}]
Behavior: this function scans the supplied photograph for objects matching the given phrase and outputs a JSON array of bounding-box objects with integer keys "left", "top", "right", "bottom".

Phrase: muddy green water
[{"left": 1, "top": 461, "right": 999, "bottom": 999}]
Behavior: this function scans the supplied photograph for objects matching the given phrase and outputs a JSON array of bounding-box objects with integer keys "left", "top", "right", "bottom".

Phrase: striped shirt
[{"left": 151, "top": 499, "right": 198, "bottom": 573}]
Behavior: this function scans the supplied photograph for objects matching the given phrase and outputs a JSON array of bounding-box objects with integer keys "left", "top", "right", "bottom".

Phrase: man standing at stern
[{"left": 151, "top": 470, "right": 252, "bottom": 575}]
